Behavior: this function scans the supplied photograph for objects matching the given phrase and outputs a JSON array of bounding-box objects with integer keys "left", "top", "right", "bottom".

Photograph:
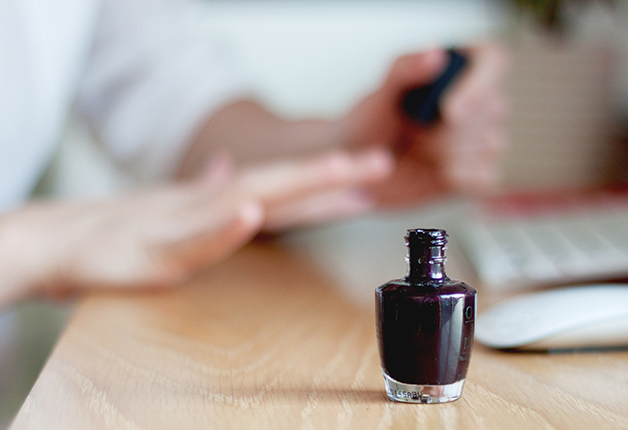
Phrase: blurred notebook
[{"left": 458, "top": 187, "right": 628, "bottom": 292}]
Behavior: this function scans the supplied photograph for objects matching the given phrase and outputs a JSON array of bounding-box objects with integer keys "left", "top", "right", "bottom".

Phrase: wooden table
[{"left": 10, "top": 241, "right": 628, "bottom": 429}]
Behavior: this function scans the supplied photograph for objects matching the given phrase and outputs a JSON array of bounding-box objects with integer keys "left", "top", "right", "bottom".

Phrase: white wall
[{"left": 195, "top": 0, "right": 506, "bottom": 118}]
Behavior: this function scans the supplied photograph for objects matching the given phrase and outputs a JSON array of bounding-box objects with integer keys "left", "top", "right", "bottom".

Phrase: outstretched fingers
[{"left": 237, "top": 147, "right": 394, "bottom": 205}]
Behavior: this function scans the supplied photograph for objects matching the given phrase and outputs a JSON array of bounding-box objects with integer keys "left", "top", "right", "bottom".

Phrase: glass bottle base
[{"left": 382, "top": 373, "right": 465, "bottom": 404}]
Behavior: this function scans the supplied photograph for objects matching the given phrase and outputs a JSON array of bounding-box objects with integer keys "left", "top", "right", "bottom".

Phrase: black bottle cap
[{"left": 405, "top": 229, "right": 448, "bottom": 248}]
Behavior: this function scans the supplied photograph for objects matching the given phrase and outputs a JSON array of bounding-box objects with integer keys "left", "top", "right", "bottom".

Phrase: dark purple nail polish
[{"left": 376, "top": 229, "right": 476, "bottom": 403}]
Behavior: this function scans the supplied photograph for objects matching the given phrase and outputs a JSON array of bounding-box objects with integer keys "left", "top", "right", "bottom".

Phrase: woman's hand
[
  {"left": 0, "top": 148, "right": 392, "bottom": 307},
  {"left": 180, "top": 44, "right": 508, "bottom": 211},
  {"left": 338, "top": 45, "right": 509, "bottom": 206}
]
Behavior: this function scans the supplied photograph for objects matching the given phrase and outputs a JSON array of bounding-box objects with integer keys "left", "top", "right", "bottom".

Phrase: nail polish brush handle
[{"left": 402, "top": 49, "right": 468, "bottom": 125}]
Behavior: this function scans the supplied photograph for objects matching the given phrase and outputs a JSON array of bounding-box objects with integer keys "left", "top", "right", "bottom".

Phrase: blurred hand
[
  {"left": 0, "top": 148, "right": 391, "bottom": 305},
  {"left": 338, "top": 44, "right": 509, "bottom": 206}
]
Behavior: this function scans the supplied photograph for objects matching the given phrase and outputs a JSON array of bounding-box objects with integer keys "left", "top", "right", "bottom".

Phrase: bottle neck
[{"left": 406, "top": 244, "right": 447, "bottom": 282}]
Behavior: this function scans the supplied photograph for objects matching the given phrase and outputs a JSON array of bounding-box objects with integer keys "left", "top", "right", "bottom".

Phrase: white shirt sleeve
[{"left": 76, "top": 0, "right": 251, "bottom": 183}]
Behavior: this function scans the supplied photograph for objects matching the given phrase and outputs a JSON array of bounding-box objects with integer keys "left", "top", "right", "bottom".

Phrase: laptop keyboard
[{"left": 458, "top": 188, "right": 628, "bottom": 291}]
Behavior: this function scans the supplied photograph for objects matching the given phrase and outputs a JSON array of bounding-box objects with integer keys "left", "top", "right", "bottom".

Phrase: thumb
[{"left": 382, "top": 48, "right": 448, "bottom": 94}]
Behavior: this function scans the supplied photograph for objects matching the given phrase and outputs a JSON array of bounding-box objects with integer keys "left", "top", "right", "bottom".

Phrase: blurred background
[{"left": 2, "top": 0, "right": 628, "bottom": 426}]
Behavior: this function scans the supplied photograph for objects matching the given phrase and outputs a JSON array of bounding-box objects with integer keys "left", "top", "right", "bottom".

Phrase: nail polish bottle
[{"left": 376, "top": 229, "right": 476, "bottom": 403}]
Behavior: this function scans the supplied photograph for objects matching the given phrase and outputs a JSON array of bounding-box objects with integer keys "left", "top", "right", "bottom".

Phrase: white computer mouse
[{"left": 475, "top": 284, "right": 628, "bottom": 350}]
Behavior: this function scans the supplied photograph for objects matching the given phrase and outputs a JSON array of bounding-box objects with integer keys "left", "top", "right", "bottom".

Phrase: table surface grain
[{"left": 10, "top": 241, "right": 628, "bottom": 430}]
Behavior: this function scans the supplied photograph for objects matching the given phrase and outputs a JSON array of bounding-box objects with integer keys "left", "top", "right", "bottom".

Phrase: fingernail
[
  {"left": 363, "top": 148, "right": 395, "bottom": 178},
  {"left": 238, "top": 201, "right": 265, "bottom": 226},
  {"left": 423, "top": 47, "right": 445, "bottom": 61},
  {"left": 202, "top": 154, "right": 234, "bottom": 186},
  {"left": 324, "top": 151, "right": 352, "bottom": 179},
  {"left": 347, "top": 189, "right": 376, "bottom": 208},
  {"left": 339, "top": 190, "right": 376, "bottom": 215}
]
